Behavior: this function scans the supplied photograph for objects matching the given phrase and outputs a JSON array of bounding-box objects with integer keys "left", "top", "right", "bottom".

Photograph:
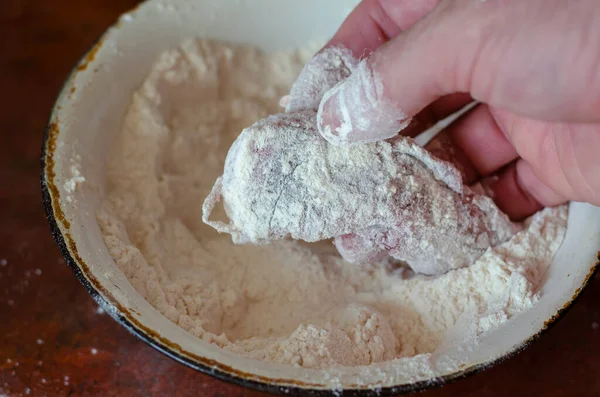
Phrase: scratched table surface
[{"left": 2, "top": 1, "right": 600, "bottom": 396}]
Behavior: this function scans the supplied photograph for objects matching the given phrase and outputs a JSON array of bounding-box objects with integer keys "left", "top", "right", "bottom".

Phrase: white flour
[
  {"left": 202, "top": 47, "right": 516, "bottom": 276},
  {"left": 97, "top": 39, "right": 568, "bottom": 372}
]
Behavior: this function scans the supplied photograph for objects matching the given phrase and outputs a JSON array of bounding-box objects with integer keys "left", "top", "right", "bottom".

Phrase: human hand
[{"left": 317, "top": 0, "right": 600, "bottom": 220}]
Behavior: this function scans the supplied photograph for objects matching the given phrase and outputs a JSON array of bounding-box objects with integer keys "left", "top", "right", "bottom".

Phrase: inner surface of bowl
[{"left": 43, "top": 0, "right": 600, "bottom": 393}]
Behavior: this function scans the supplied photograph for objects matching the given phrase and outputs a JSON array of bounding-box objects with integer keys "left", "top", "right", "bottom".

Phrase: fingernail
[{"left": 317, "top": 57, "right": 411, "bottom": 146}]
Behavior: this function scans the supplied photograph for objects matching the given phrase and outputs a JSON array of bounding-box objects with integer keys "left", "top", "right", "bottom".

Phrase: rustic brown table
[{"left": 2, "top": 1, "right": 600, "bottom": 396}]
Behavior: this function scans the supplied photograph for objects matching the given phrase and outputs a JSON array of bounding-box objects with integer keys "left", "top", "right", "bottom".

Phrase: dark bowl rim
[{"left": 39, "top": 2, "right": 600, "bottom": 395}]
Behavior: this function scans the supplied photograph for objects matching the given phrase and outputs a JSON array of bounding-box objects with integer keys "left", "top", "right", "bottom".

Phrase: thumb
[
  {"left": 317, "top": 0, "right": 501, "bottom": 146},
  {"left": 317, "top": 0, "right": 480, "bottom": 145},
  {"left": 317, "top": 57, "right": 414, "bottom": 145}
]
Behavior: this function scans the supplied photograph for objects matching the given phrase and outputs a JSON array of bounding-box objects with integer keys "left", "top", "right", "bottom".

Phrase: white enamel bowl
[{"left": 41, "top": 0, "right": 600, "bottom": 394}]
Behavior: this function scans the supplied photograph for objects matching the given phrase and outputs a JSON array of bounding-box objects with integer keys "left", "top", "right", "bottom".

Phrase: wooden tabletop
[{"left": 2, "top": 1, "right": 600, "bottom": 396}]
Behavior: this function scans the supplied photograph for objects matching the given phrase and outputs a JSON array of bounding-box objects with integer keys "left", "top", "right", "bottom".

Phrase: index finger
[{"left": 327, "top": 0, "right": 441, "bottom": 56}]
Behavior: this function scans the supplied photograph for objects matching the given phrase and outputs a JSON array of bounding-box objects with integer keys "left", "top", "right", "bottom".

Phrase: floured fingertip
[{"left": 317, "top": 58, "right": 412, "bottom": 146}]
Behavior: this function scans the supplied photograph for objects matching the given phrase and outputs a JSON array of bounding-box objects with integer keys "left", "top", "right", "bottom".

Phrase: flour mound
[{"left": 97, "top": 39, "right": 568, "bottom": 376}]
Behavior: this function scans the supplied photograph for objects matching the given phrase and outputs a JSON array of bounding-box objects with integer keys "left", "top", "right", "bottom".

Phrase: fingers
[
  {"left": 326, "top": 0, "right": 441, "bottom": 56},
  {"left": 435, "top": 105, "right": 600, "bottom": 220},
  {"left": 317, "top": 58, "right": 414, "bottom": 145},
  {"left": 425, "top": 93, "right": 474, "bottom": 123},
  {"left": 286, "top": 0, "right": 457, "bottom": 119},
  {"left": 478, "top": 0, "right": 600, "bottom": 123},
  {"left": 425, "top": 104, "right": 518, "bottom": 183},
  {"left": 317, "top": 0, "right": 488, "bottom": 145},
  {"left": 403, "top": 93, "right": 473, "bottom": 138},
  {"left": 483, "top": 160, "right": 566, "bottom": 220},
  {"left": 316, "top": 0, "right": 445, "bottom": 145},
  {"left": 319, "top": 0, "right": 600, "bottom": 218},
  {"left": 315, "top": 61, "right": 471, "bottom": 146},
  {"left": 445, "top": 105, "right": 518, "bottom": 176},
  {"left": 326, "top": 0, "right": 399, "bottom": 56},
  {"left": 492, "top": 109, "right": 600, "bottom": 206},
  {"left": 319, "top": 0, "right": 600, "bottom": 146},
  {"left": 420, "top": 104, "right": 563, "bottom": 220}
]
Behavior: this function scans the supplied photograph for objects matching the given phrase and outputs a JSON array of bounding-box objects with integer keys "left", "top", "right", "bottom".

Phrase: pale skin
[{"left": 317, "top": 0, "right": 600, "bottom": 220}]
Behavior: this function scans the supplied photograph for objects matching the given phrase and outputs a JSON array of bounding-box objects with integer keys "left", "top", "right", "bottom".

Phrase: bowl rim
[{"left": 40, "top": 3, "right": 600, "bottom": 396}]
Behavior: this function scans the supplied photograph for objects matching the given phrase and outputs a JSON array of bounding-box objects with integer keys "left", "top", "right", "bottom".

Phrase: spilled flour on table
[{"left": 96, "top": 39, "right": 567, "bottom": 378}]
